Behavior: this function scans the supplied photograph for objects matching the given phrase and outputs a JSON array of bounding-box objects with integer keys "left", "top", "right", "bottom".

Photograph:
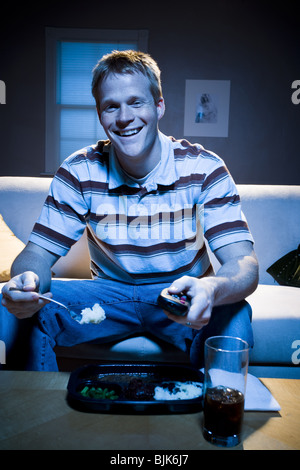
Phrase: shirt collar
[{"left": 107, "top": 132, "right": 177, "bottom": 190}]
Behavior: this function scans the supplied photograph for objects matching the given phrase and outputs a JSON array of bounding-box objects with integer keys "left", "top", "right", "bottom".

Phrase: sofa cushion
[
  {"left": 0, "top": 214, "right": 25, "bottom": 282},
  {"left": 247, "top": 284, "right": 300, "bottom": 365},
  {"left": 238, "top": 185, "right": 300, "bottom": 285},
  {"left": 0, "top": 177, "right": 91, "bottom": 280},
  {"left": 0, "top": 177, "right": 51, "bottom": 243}
]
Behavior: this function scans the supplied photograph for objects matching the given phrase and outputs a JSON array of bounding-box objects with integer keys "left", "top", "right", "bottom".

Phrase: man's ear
[{"left": 157, "top": 97, "right": 165, "bottom": 121}]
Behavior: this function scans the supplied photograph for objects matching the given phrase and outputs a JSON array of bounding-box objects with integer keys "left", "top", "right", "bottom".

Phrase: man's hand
[
  {"left": 163, "top": 276, "right": 215, "bottom": 330},
  {"left": 1, "top": 241, "right": 59, "bottom": 319},
  {"left": 1, "top": 271, "right": 52, "bottom": 319},
  {"left": 163, "top": 241, "right": 259, "bottom": 330}
]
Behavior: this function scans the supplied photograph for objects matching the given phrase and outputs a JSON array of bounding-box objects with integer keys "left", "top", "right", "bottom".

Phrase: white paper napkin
[{"left": 244, "top": 374, "right": 281, "bottom": 411}]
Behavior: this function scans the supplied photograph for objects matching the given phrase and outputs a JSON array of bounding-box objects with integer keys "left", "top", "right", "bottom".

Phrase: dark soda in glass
[{"left": 203, "top": 385, "right": 245, "bottom": 446}]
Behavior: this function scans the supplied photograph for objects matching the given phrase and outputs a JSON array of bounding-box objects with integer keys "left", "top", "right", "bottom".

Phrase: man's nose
[{"left": 116, "top": 105, "right": 134, "bottom": 127}]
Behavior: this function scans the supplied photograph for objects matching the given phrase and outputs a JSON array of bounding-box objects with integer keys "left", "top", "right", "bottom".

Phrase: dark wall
[{"left": 0, "top": 0, "right": 299, "bottom": 183}]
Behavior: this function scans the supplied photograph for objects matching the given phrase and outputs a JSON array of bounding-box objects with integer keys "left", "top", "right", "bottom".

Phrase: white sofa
[{"left": 1, "top": 176, "right": 300, "bottom": 378}]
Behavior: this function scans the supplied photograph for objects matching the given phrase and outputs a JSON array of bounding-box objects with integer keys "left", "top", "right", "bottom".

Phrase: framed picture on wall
[{"left": 184, "top": 80, "right": 231, "bottom": 137}]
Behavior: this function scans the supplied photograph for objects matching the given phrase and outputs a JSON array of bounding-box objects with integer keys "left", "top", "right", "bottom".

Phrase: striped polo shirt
[{"left": 29, "top": 132, "right": 253, "bottom": 284}]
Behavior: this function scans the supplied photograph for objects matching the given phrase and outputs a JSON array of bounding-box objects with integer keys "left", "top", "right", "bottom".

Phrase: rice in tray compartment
[
  {"left": 154, "top": 381, "right": 203, "bottom": 400},
  {"left": 79, "top": 303, "right": 106, "bottom": 324}
]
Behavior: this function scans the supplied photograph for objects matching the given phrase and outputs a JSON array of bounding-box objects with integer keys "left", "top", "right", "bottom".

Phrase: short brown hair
[{"left": 91, "top": 50, "right": 162, "bottom": 111}]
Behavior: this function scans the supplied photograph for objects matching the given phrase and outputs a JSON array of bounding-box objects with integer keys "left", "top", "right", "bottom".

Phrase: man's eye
[
  {"left": 131, "top": 100, "right": 142, "bottom": 107},
  {"left": 105, "top": 104, "right": 118, "bottom": 112}
]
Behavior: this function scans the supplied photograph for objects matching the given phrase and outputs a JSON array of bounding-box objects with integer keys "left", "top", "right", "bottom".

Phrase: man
[{"left": 1, "top": 50, "right": 258, "bottom": 370}]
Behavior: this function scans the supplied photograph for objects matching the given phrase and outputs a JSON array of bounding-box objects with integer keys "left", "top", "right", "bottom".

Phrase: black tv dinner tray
[{"left": 67, "top": 363, "right": 204, "bottom": 414}]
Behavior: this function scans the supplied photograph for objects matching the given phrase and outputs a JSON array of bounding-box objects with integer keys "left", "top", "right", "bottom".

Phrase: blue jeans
[{"left": 0, "top": 278, "right": 254, "bottom": 371}]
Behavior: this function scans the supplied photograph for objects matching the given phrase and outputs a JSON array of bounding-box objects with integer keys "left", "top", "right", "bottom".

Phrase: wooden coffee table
[{"left": 0, "top": 370, "right": 299, "bottom": 450}]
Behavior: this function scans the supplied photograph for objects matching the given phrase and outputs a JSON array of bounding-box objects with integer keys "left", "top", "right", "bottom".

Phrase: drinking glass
[{"left": 202, "top": 336, "right": 249, "bottom": 447}]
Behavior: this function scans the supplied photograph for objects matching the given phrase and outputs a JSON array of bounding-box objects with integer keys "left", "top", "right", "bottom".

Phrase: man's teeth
[{"left": 117, "top": 128, "right": 141, "bottom": 137}]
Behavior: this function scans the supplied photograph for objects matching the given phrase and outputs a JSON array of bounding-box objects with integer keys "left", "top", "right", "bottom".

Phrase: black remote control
[{"left": 157, "top": 288, "right": 190, "bottom": 316}]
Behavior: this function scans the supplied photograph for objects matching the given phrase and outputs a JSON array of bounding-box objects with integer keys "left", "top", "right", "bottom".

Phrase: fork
[
  {"left": 9, "top": 288, "right": 82, "bottom": 321},
  {"left": 37, "top": 294, "right": 82, "bottom": 321}
]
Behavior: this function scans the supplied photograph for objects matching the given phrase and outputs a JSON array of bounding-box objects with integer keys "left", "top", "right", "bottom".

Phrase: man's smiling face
[{"left": 97, "top": 71, "right": 165, "bottom": 178}]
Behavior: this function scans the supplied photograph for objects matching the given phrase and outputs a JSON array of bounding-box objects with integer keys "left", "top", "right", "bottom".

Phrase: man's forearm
[
  {"left": 11, "top": 242, "right": 58, "bottom": 293},
  {"left": 208, "top": 253, "right": 259, "bottom": 307}
]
